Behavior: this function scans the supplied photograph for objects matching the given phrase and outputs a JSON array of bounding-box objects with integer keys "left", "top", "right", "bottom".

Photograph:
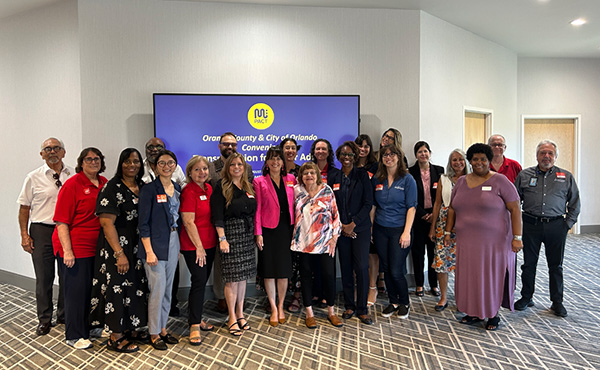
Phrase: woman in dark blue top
[
  {"left": 330, "top": 141, "right": 374, "bottom": 325},
  {"left": 371, "top": 145, "right": 417, "bottom": 320}
]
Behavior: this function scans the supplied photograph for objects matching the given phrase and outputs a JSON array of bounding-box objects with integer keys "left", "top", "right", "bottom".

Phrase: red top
[
  {"left": 52, "top": 172, "right": 108, "bottom": 258},
  {"left": 490, "top": 156, "right": 522, "bottom": 183},
  {"left": 179, "top": 181, "right": 217, "bottom": 251}
]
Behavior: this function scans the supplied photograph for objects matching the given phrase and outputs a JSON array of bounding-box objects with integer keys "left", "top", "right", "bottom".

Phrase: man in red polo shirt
[{"left": 488, "top": 134, "right": 522, "bottom": 183}]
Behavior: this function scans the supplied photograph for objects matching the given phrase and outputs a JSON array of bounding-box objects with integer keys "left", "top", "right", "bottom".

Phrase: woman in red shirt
[
  {"left": 180, "top": 156, "right": 217, "bottom": 345},
  {"left": 53, "top": 147, "right": 108, "bottom": 350}
]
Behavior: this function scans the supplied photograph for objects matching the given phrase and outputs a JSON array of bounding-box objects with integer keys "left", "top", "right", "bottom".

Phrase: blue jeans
[{"left": 372, "top": 223, "right": 411, "bottom": 306}]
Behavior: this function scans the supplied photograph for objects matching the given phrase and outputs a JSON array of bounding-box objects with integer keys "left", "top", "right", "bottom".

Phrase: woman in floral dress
[{"left": 90, "top": 148, "right": 148, "bottom": 353}]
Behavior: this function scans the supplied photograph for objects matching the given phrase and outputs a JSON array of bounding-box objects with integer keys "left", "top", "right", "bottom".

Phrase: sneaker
[
  {"left": 514, "top": 297, "right": 535, "bottom": 311},
  {"left": 381, "top": 304, "right": 399, "bottom": 318},
  {"left": 397, "top": 305, "right": 410, "bottom": 319},
  {"left": 550, "top": 302, "right": 568, "bottom": 317},
  {"left": 66, "top": 338, "right": 92, "bottom": 349}
]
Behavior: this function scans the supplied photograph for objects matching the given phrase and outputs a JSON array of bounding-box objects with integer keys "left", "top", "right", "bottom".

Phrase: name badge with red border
[
  {"left": 157, "top": 194, "right": 167, "bottom": 203},
  {"left": 375, "top": 184, "right": 384, "bottom": 191},
  {"left": 83, "top": 188, "right": 91, "bottom": 195},
  {"left": 199, "top": 195, "right": 207, "bottom": 201},
  {"left": 286, "top": 181, "right": 294, "bottom": 187},
  {"left": 332, "top": 183, "right": 340, "bottom": 191},
  {"left": 556, "top": 172, "right": 566, "bottom": 179},
  {"left": 433, "top": 182, "right": 438, "bottom": 189},
  {"left": 132, "top": 197, "right": 138, "bottom": 205},
  {"left": 367, "top": 171, "right": 373, "bottom": 179},
  {"left": 246, "top": 192, "right": 255, "bottom": 199}
]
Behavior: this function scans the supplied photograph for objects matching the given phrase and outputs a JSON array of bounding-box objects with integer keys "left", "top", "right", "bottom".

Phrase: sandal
[
  {"left": 107, "top": 336, "right": 139, "bottom": 353},
  {"left": 367, "top": 286, "right": 377, "bottom": 307},
  {"left": 189, "top": 325, "right": 202, "bottom": 346},
  {"left": 127, "top": 329, "right": 150, "bottom": 344},
  {"left": 199, "top": 321, "right": 214, "bottom": 332},
  {"left": 486, "top": 316, "right": 501, "bottom": 331},
  {"left": 237, "top": 317, "right": 251, "bottom": 330},
  {"left": 415, "top": 288, "right": 424, "bottom": 297},
  {"left": 460, "top": 315, "right": 483, "bottom": 325},
  {"left": 228, "top": 322, "right": 243, "bottom": 336},
  {"left": 288, "top": 296, "right": 301, "bottom": 313}
]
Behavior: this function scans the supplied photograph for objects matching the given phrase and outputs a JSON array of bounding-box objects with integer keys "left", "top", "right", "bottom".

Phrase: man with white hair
[
  {"left": 488, "top": 134, "right": 522, "bottom": 183},
  {"left": 514, "top": 139, "right": 580, "bottom": 317},
  {"left": 17, "top": 138, "right": 75, "bottom": 335}
]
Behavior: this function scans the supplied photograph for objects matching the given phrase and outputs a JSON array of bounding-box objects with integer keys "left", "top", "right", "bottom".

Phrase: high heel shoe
[{"left": 367, "top": 286, "right": 377, "bottom": 307}]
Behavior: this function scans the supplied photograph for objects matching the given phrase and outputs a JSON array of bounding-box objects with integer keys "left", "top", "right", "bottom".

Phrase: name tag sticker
[
  {"left": 367, "top": 171, "right": 373, "bottom": 179},
  {"left": 529, "top": 177, "right": 538, "bottom": 187},
  {"left": 433, "top": 182, "right": 438, "bottom": 189},
  {"left": 556, "top": 172, "right": 566, "bottom": 179},
  {"left": 199, "top": 195, "right": 207, "bottom": 201},
  {"left": 83, "top": 188, "right": 90, "bottom": 195},
  {"left": 157, "top": 194, "right": 167, "bottom": 203},
  {"left": 286, "top": 181, "right": 294, "bottom": 187},
  {"left": 317, "top": 200, "right": 326, "bottom": 208},
  {"left": 481, "top": 186, "right": 492, "bottom": 191},
  {"left": 132, "top": 197, "right": 138, "bottom": 205},
  {"left": 246, "top": 192, "right": 255, "bottom": 199},
  {"left": 375, "top": 184, "right": 384, "bottom": 191},
  {"left": 332, "top": 183, "right": 340, "bottom": 191}
]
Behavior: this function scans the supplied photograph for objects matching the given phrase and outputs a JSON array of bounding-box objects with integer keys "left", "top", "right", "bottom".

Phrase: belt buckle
[{"left": 540, "top": 217, "right": 551, "bottom": 223}]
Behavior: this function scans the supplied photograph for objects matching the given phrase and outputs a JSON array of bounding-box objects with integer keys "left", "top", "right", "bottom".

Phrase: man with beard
[
  {"left": 488, "top": 134, "right": 522, "bottom": 183},
  {"left": 208, "top": 132, "right": 254, "bottom": 312},
  {"left": 18, "top": 138, "right": 74, "bottom": 335}
]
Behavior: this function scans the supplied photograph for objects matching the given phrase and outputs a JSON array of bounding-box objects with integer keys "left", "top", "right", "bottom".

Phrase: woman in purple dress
[{"left": 444, "top": 143, "right": 523, "bottom": 331}]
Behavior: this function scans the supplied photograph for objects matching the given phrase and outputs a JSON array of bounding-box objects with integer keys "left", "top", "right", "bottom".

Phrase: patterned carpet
[{"left": 0, "top": 234, "right": 599, "bottom": 370}]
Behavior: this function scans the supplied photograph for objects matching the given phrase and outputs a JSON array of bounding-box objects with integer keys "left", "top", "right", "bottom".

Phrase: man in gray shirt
[{"left": 514, "top": 139, "right": 580, "bottom": 317}]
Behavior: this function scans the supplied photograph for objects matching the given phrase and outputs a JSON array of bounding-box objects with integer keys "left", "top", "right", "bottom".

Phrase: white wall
[
  {"left": 518, "top": 58, "right": 600, "bottom": 229},
  {"left": 1, "top": 0, "right": 81, "bottom": 277},
  {"left": 419, "top": 12, "right": 518, "bottom": 166}
]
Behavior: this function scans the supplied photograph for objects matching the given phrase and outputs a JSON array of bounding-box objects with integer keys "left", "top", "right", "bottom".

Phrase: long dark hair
[
  {"left": 310, "top": 138, "right": 335, "bottom": 168},
  {"left": 115, "top": 148, "right": 144, "bottom": 183},
  {"left": 375, "top": 145, "right": 408, "bottom": 183},
  {"left": 261, "top": 146, "right": 287, "bottom": 176},
  {"left": 355, "top": 134, "right": 377, "bottom": 167}
]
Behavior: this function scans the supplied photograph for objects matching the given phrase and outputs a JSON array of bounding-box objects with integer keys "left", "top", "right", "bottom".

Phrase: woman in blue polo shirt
[{"left": 371, "top": 144, "right": 417, "bottom": 320}]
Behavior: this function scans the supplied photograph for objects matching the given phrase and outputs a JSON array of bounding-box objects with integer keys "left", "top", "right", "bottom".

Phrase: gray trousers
[{"left": 144, "top": 230, "right": 180, "bottom": 335}]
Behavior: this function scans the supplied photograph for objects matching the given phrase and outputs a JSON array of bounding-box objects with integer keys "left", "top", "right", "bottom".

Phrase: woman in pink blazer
[{"left": 254, "top": 147, "right": 296, "bottom": 327}]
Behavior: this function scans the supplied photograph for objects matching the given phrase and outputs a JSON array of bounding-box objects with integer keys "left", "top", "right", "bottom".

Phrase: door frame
[
  {"left": 463, "top": 106, "right": 493, "bottom": 148},
  {"left": 520, "top": 114, "right": 581, "bottom": 234}
]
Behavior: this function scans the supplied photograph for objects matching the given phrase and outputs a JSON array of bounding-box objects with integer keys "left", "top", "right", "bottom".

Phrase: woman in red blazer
[{"left": 253, "top": 147, "right": 296, "bottom": 327}]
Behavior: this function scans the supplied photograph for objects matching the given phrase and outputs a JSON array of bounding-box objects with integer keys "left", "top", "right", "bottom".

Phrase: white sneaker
[{"left": 66, "top": 338, "right": 93, "bottom": 349}]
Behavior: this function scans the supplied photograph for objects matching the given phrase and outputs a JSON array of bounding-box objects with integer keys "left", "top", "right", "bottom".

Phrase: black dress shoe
[
  {"left": 159, "top": 333, "right": 179, "bottom": 344},
  {"left": 551, "top": 302, "right": 568, "bottom": 317},
  {"left": 358, "top": 314, "right": 373, "bottom": 325},
  {"left": 36, "top": 322, "right": 51, "bottom": 336},
  {"left": 342, "top": 310, "right": 355, "bottom": 320},
  {"left": 514, "top": 297, "right": 535, "bottom": 311},
  {"left": 434, "top": 302, "right": 448, "bottom": 312}
]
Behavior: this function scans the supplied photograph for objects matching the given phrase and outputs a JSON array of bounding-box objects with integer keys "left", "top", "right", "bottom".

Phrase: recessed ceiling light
[{"left": 571, "top": 18, "right": 586, "bottom": 26}]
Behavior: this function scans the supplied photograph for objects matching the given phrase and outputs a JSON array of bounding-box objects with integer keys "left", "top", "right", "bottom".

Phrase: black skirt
[{"left": 222, "top": 218, "right": 256, "bottom": 283}]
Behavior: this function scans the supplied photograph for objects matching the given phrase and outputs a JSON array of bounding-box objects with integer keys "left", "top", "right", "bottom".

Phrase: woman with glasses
[
  {"left": 138, "top": 150, "right": 182, "bottom": 350},
  {"left": 53, "top": 147, "right": 108, "bottom": 349},
  {"left": 370, "top": 145, "right": 417, "bottom": 320},
  {"left": 329, "top": 141, "right": 374, "bottom": 325},
  {"left": 90, "top": 148, "right": 148, "bottom": 353}
]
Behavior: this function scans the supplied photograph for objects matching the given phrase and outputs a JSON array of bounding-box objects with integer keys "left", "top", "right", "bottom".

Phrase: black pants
[
  {"left": 337, "top": 230, "right": 370, "bottom": 315},
  {"left": 29, "top": 223, "right": 64, "bottom": 324},
  {"left": 373, "top": 223, "right": 411, "bottom": 306},
  {"left": 299, "top": 253, "right": 336, "bottom": 308},
  {"left": 58, "top": 255, "right": 94, "bottom": 340},
  {"left": 182, "top": 248, "right": 215, "bottom": 326},
  {"left": 521, "top": 217, "right": 568, "bottom": 303},
  {"left": 411, "top": 216, "right": 437, "bottom": 288}
]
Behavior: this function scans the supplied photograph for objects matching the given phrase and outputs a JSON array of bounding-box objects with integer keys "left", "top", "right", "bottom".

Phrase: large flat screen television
[{"left": 153, "top": 94, "right": 360, "bottom": 175}]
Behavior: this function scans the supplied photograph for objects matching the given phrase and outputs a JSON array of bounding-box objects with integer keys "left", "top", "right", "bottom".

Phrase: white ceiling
[{"left": 2, "top": 0, "right": 599, "bottom": 58}]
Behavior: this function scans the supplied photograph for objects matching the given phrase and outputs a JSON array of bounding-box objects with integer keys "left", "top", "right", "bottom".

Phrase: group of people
[{"left": 17, "top": 130, "right": 580, "bottom": 351}]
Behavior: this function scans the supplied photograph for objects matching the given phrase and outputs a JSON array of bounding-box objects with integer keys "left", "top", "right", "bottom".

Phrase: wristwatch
[
  {"left": 219, "top": 235, "right": 227, "bottom": 242},
  {"left": 513, "top": 235, "right": 522, "bottom": 241}
]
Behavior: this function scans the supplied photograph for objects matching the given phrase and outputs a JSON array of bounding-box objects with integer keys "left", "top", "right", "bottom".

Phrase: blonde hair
[
  {"left": 220, "top": 153, "right": 254, "bottom": 207},
  {"left": 185, "top": 155, "right": 211, "bottom": 184}
]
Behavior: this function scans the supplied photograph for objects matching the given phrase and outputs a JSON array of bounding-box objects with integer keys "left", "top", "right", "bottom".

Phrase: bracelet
[
  {"left": 444, "top": 231, "right": 451, "bottom": 236},
  {"left": 114, "top": 249, "right": 124, "bottom": 258},
  {"left": 513, "top": 235, "right": 523, "bottom": 241},
  {"left": 218, "top": 235, "right": 227, "bottom": 242}
]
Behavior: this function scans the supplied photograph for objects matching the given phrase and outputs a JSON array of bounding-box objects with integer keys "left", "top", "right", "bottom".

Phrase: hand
[
  {"left": 255, "top": 235, "right": 264, "bottom": 251},
  {"left": 327, "top": 238, "right": 338, "bottom": 257},
  {"left": 195, "top": 248, "right": 207, "bottom": 267},
  {"left": 341, "top": 222, "right": 355, "bottom": 236},
  {"left": 443, "top": 234, "right": 451, "bottom": 247},
  {"left": 511, "top": 239, "right": 523, "bottom": 253},
  {"left": 428, "top": 227, "right": 435, "bottom": 242},
  {"left": 63, "top": 250, "right": 75, "bottom": 268},
  {"left": 116, "top": 254, "right": 129, "bottom": 274},
  {"left": 399, "top": 232, "right": 411, "bottom": 248},
  {"left": 422, "top": 213, "right": 432, "bottom": 223},
  {"left": 220, "top": 240, "right": 230, "bottom": 254},
  {"left": 21, "top": 234, "right": 34, "bottom": 254},
  {"left": 146, "top": 251, "right": 158, "bottom": 266}
]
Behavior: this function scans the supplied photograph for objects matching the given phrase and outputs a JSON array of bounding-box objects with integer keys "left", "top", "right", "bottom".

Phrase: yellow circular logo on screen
[{"left": 248, "top": 103, "right": 274, "bottom": 130}]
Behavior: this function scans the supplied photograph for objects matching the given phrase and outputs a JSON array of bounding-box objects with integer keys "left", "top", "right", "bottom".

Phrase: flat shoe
[
  {"left": 199, "top": 321, "right": 214, "bottom": 332},
  {"left": 460, "top": 315, "right": 483, "bottom": 325},
  {"left": 415, "top": 289, "right": 424, "bottom": 297},
  {"left": 189, "top": 325, "right": 202, "bottom": 346},
  {"left": 107, "top": 336, "right": 139, "bottom": 353},
  {"left": 328, "top": 315, "right": 343, "bottom": 327},
  {"left": 434, "top": 302, "right": 448, "bottom": 312},
  {"left": 305, "top": 316, "right": 317, "bottom": 329},
  {"left": 159, "top": 333, "right": 179, "bottom": 344},
  {"left": 342, "top": 309, "right": 355, "bottom": 320},
  {"left": 358, "top": 314, "right": 373, "bottom": 325},
  {"left": 150, "top": 337, "right": 168, "bottom": 350},
  {"left": 486, "top": 316, "right": 501, "bottom": 331}
]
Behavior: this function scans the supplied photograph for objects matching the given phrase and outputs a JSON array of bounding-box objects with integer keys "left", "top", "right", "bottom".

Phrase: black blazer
[
  {"left": 328, "top": 167, "right": 373, "bottom": 233},
  {"left": 408, "top": 163, "right": 444, "bottom": 220}
]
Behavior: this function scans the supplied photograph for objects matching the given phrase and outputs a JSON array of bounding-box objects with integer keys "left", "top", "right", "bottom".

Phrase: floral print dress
[{"left": 90, "top": 177, "right": 148, "bottom": 332}]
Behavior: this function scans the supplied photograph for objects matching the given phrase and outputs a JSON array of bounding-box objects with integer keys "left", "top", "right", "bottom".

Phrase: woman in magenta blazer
[{"left": 254, "top": 147, "right": 296, "bottom": 327}]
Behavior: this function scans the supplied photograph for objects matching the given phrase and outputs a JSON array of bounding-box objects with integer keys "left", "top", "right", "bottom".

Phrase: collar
[
  {"left": 535, "top": 165, "right": 555, "bottom": 175},
  {"left": 43, "top": 162, "right": 68, "bottom": 175}
]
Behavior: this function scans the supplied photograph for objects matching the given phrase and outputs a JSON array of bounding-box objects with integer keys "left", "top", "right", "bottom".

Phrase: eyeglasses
[
  {"left": 42, "top": 146, "right": 63, "bottom": 153},
  {"left": 124, "top": 159, "right": 141, "bottom": 165},
  {"left": 490, "top": 143, "right": 506, "bottom": 148},
  {"left": 83, "top": 157, "right": 101, "bottom": 164},
  {"left": 382, "top": 152, "right": 397, "bottom": 158},
  {"left": 339, "top": 152, "right": 355, "bottom": 157},
  {"left": 382, "top": 134, "right": 395, "bottom": 141},
  {"left": 221, "top": 142, "right": 237, "bottom": 147},
  {"left": 52, "top": 173, "right": 62, "bottom": 188},
  {"left": 146, "top": 145, "right": 164, "bottom": 151},
  {"left": 157, "top": 160, "right": 176, "bottom": 167}
]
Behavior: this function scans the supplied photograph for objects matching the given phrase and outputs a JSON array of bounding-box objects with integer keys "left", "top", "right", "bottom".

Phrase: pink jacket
[{"left": 253, "top": 174, "right": 296, "bottom": 235}]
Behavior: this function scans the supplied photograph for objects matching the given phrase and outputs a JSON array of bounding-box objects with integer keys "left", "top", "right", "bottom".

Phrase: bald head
[{"left": 145, "top": 137, "right": 166, "bottom": 163}]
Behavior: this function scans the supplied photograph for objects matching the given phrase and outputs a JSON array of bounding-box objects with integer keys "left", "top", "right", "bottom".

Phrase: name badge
[
  {"left": 433, "top": 182, "right": 438, "bottom": 189},
  {"left": 482, "top": 186, "right": 492, "bottom": 191},
  {"left": 199, "top": 195, "right": 207, "bottom": 201},
  {"left": 367, "top": 171, "right": 373, "bottom": 179},
  {"left": 317, "top": 200, "right": 326, "bottom": 208},
  {"left": 556, "top": 172, "right": 566, "bottom": 179},
  {"left": 375, "top": 184, "right": 384, "bottom": 191},
  {"left": 286, "top": 181, "right": 294, "bottom": 187},
  {"left": 157, "top": 194, "right": 167, "bottom": 203},
  {"left": 132, "top": 197, "right": 138, "bottom": 205},
  {"left": 332, "top": 183, "right": 340, "bottom": 191},
  {"left": 322, "top": 178, "right": 327, "bottom": 184},
  {"left": 83, "top": 188, "right": 91, "bottom": 195},
  {"left": 246, "top": 192, "right": 255, "bottom": 199},
  {"left": 529, "top": 177, "right": 537, "bottom": 187}
]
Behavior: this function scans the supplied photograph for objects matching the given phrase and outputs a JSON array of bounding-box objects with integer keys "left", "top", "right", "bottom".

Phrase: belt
[
  {"left": 523, "top": 212, "right": 564, "bottom": 224},
  {"left": 32, "top": 223, "right": 55, "bottom": 228}
]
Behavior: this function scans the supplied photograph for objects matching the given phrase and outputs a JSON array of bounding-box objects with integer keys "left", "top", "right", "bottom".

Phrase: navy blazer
[
  {"left": 328, "top": 167, "right": 373, "bottom": 233},
  {"left": 408, "top": 163, "right": 444, "bottom": 220},
  {"left": 137, "top": 178, "right": 182, "bottom": 261}
]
